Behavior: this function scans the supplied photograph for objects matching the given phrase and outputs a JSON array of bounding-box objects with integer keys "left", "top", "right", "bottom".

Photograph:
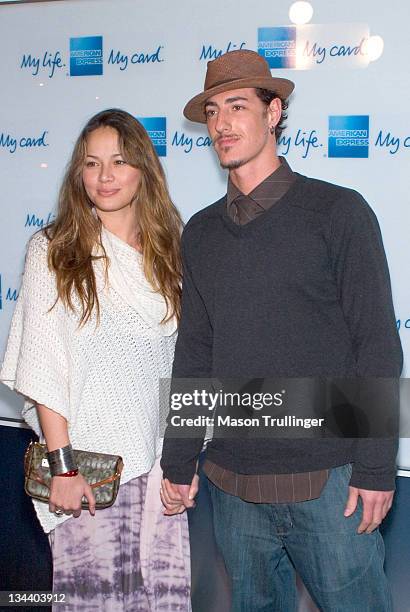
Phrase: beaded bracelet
[{"left": 56, "top": 469, "right": 79, "bottom": 478}]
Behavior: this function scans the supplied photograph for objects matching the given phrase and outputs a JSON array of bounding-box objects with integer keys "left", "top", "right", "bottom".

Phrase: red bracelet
[{"left": 56, "top": 469, "right": 79, "bottom": 478}]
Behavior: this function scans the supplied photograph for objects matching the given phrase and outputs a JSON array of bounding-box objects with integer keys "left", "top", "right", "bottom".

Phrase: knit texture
[
  {"left": 161, "top": 174, "right": 402, "bottom": 491},
  {"left": 1, "top": 232, "right": 176, "bottom": 532}
]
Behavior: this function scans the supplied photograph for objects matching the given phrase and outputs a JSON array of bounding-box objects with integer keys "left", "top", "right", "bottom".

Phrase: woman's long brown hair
[{"left": 45, "top": 109, "right": 183, "bottom": 325}]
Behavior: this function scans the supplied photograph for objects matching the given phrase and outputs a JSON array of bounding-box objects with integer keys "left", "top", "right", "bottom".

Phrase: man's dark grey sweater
[{"left": 161, "top": 173, "right": 403, "bottom": 491}]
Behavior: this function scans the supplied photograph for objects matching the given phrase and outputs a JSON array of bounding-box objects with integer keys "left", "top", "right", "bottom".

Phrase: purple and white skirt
[{"left": 49, "top": 459, "right": 191, "bottom": 611}]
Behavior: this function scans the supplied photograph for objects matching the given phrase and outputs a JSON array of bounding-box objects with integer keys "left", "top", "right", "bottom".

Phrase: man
[{"left": 160, "top": 49, "right": 402, "bottom": 611}]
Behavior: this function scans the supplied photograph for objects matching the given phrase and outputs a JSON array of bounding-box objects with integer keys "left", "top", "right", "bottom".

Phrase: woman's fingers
[
  {"left": 49, "top": 473, "right": 96, "bottom": 518},
  {"left": 83, "top": 483, "right": 96, "bottom": 516}
]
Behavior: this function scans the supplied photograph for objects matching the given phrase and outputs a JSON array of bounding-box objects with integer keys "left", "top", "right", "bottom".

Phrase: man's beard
[
  {"left": 220, "top": 158, "right": 245, "bottom": 170},
  {"left": 214, "top": 138, "right": 245, "bottom": 170}
]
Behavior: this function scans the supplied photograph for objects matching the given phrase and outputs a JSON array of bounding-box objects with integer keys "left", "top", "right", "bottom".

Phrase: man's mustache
[{"left": 213, "top": 134, "right": 239, "bottom": 146}]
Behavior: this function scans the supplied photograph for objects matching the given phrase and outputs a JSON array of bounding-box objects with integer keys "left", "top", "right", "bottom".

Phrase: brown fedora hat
[{"left": 184, "top": 49, "right": 295, "bottom": 123}]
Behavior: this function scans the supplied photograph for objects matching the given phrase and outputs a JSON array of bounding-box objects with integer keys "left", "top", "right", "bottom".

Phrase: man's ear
[{"left": 267, "top": 98, "right": 282, "bottom": 131}]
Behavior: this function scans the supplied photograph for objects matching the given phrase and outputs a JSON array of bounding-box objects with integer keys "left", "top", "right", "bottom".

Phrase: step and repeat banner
[{"left": 0, "top": 0, "right": 409, "bottom": 474}]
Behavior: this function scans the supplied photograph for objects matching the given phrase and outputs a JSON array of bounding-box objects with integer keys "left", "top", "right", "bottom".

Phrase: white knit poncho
[{"left": 0, "top": 230, "right": 177, "bottom": 533}]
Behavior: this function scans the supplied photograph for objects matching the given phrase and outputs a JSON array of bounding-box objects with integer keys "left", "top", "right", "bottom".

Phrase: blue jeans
[{"left": 207, "top": 464, "right": 393, "bottom": 612}]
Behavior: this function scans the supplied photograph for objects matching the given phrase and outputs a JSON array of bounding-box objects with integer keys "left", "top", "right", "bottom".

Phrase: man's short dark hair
[{"left": 255, "top": 88, "right": 288, "bottom": 141}]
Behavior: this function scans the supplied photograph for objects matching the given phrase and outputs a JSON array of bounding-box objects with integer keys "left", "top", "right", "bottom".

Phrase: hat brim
[{"left": 183, "top": 76, "right": 295, "bottom": 123}]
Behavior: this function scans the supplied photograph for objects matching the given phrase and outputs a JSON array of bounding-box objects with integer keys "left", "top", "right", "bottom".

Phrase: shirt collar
[{"left": 227, "top": 156, "right": 295, "bottom": 209}]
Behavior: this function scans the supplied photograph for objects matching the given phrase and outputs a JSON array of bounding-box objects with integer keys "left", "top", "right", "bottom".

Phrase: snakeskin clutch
[{"left": 24, "top": 441, "right": 124, "bottom": 509}]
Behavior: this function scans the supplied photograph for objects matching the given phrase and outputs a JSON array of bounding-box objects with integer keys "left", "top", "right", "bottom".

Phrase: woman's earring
[{"left": 270, "top": 126, "right": 275, "bottom": 135}]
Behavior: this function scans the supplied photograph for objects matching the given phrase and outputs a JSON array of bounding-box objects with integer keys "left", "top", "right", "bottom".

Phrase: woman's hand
[
  {"left": 49, "top": 472, "right": 96, "bottom": 518},
  {"left": 36, "top": 403, "right": 95, "bottom": 518},
  {"left": 160, "top": 474, "right": 199, "bottom": 515}
]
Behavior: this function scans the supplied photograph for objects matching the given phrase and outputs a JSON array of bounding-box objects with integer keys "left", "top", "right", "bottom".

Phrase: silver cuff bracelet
[{"left": 46, "top": 444, "right": 78, "bottom": 476}]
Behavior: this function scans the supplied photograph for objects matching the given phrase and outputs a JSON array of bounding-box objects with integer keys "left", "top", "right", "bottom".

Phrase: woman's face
[{"left": 82, "top": 126, "right": 142, "bottom": 214}]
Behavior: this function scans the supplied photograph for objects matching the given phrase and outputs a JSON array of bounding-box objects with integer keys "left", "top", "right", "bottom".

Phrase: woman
[{"left": 0, "top": 109, "right": 190, "bottom": 611}]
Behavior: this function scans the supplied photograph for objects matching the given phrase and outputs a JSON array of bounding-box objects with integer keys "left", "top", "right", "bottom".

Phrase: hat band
[{"left": 205, "top": 75, "right": 256, "bottom": 90}]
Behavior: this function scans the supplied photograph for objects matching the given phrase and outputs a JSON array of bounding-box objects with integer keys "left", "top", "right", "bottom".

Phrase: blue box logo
[
  {"left": 70, "top": 36, "right": 103, "bottom": 77},
  {"left": 328, "top": 116, "right": 369, "bottom": 158},
  {"left": 137, "top": 117, "right": 167, "bottom": 157},
  {"left": 258, "top": 27, "right": 296, "bottom": 69}
]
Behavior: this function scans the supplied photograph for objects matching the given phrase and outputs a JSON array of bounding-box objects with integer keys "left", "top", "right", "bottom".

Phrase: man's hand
[
  {"left": 160, "top": 474, "right": 199, "bottom": 515},
  {"left": 344, "top": 486, "right": 394, "bottom": 534}
]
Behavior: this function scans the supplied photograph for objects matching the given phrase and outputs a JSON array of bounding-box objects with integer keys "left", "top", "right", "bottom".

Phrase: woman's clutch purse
[{"left": 24, "top": 441, "right": 124, "bottom": 509}]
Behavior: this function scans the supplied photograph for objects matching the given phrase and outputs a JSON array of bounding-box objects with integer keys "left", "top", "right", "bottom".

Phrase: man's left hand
[{"left": 344, "top": 487, "right": 394, "bottom": 534}]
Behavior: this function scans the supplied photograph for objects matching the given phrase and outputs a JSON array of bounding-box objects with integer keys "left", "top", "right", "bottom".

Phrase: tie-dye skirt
[{"left": 49, "top": 460, "right": 191, "bottom": 611}]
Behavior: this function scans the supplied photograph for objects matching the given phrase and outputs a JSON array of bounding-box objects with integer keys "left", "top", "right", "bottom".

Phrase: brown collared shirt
[
  {"left": 226, "top": 155, "right": 296, "bottom": 225},
  {"left": 203, "top": 157, "right": 329, "bottom": 503}
]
